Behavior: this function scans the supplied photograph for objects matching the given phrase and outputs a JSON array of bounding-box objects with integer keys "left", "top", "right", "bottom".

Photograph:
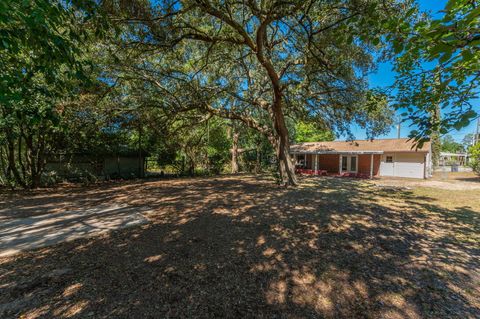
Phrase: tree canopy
[
  {"left": 0, "top": 0, "right": 95, "bottom": 188},
  {"left": 1, "top": 0, "right": 478, "bottom": 189},
  {"left": 293, "top": 122, "right": 335, "bottom": 143},
  {"left": 103, "top": 0, "right": 404, "bottom": 185},
  {"left": 441, "top": 135, "right": 465, "bottom": 153},
  {"left": 393, "top": 0, "right": 479, "bottom": 144}
]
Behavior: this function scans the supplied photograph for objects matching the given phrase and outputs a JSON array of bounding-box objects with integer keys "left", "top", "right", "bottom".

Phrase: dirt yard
[
  {"left": 373, "top": 172, "right": 480, "bottom": 191},
  {"left": 0, "top": 175, "right": 479, "bottom": 318}
]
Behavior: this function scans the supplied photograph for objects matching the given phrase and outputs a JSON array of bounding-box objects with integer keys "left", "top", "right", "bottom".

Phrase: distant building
[
  {"left": 439, "top": 152, "right": 469, "bottom": 167},
  {"left": 45, "top": 150, "right": 149, "bottom": 180}
]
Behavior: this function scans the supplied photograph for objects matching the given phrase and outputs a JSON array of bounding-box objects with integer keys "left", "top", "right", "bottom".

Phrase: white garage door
[
  {"left": 395, "top": 153, "right": 425, "bottom": 178},
  {"left": 380, "top": 153, "right": 425, "bottom": 179}
]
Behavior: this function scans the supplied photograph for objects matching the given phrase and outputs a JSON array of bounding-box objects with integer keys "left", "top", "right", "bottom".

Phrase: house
[
  {"left": 436, "top": 152, "right": 472, "bottom": 172},
  {"left": 45, "top": 150, "right": 149, "bottom": 180},
  {"left": 290, "top": 138, "right": 432, "bottom": 179},
  {"left": 439, "top": 152, "right": 469, "bottom": 166}
]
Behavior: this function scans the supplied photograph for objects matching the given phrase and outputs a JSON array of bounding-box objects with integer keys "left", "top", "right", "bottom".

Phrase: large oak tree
[{"left": 104, "top": 0, "right": 405, "bottom": 185}]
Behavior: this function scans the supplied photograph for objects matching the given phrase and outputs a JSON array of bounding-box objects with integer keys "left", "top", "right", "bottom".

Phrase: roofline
[
  {"left": 291, "top": 151, "right": 384, "bottom": 155},
  {"left": 292, "top": 137, "right": 419, "bottom": 145},
  {"left": 290, "top": 150, "right": 429, "bottom": 155},
  {"left": 440, "top": 152, "right": 468, "bottom": 156}
]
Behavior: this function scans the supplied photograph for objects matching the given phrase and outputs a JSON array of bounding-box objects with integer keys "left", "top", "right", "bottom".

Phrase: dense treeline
[{"left": 0, "top": 0, "right": 478, "bottom": 188}]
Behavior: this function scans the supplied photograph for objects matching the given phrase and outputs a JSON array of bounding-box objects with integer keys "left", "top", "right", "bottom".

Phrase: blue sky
[{"left": 344, "top": 0, "right": 479, "bottom": 143}]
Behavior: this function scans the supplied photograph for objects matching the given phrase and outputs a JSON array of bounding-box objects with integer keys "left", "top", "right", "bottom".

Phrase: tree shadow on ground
[
  {"left": 452, "top": 177, "right": 480, "bottom": 183},
  {"left": 431, "top": 171, "right": 480, "bottom": 184},
  {"left": 0, "top": 176, "right": 479, "bottom": 318}
]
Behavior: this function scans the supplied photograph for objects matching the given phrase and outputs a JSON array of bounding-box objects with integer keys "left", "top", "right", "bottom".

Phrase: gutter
[{"left": 290, "top": 151, "right": 384, "bottom": 155}]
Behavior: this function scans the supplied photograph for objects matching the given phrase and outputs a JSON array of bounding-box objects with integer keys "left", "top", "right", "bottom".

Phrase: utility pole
[
  {"left": 475, "top": 117, "right": 480, "bottom": 145},
  {"left": 393, "top": 114, "right": 401, "bottom": 139}
]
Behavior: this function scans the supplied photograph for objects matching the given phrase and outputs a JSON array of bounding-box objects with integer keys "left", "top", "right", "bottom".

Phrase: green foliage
[
  {"left": 150, "top": 115, "right": 231, "bottom": 176},
  {"left": 106, "top": 0, "right": 410, "bottom": 184},
  {"left": 0, "top": 0, "right": 91, "bottom": 104},
  {"left": 206, "top": 121, "right": 231, "bottom": 174},
  {"left": 468, "top": 143, "right": 480, "bottom": 174},
  {"left": 294, "top": 122, "right": 335, "bottom": 143},
  {"left": 441, "top": 135, "right": 465, "bottom": 153},
  {"left": 3, "top": 0, "right": 454, "bottom": 187},
  {"left": 0, "top": 0, "right": 97, "bottom": 188},
  {"left": 356, "top": 90, "right": 395, "bottom": 139},
  {"left": 393, "top": 0, "right": 480, "bottom": 142}
]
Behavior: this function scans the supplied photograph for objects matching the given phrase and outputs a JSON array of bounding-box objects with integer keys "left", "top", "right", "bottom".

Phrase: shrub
[
  {"left": 41, "top": 171, "right": 62, "bottom": 187},
  {"left": 468, "top": 143, "right": 480, "bottom": 174}
]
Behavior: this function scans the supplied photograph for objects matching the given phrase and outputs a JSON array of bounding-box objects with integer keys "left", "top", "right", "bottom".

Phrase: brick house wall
[
  {"left": 301, "top": 154, "right": 340, "bottom": 173},
  {"left": 357, "top": 154, "right": 380, "bottom": 176},
  {"left": 318, "top": 154, "right": 340, "bottom": 173},
  {"left": 305, "top": 154, "right": 313, "bottom": 168},
  {"left": 299, "top": 153, "right": 381, "bottom": 175}
]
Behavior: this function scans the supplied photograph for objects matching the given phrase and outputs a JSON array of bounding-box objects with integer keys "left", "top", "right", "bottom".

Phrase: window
[
  {"left": 350, "top": 156, "right": 357, "bottom": 171},
  {"left": 341, "top": 155, "right": 357, "bottom": 172},
  {"left": 341, "top": 156, "right": 348, "bottom": 171},
  {"left": 296, "top": 154, "right": 305, "bottom": 168},
  {"left": 386, "top": 156, "right": 393, "bottom": 163}
]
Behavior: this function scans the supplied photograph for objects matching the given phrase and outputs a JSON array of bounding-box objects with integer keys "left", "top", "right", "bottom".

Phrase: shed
[{"left": 45, "top": 150, "right": 149, "bottom": 180}]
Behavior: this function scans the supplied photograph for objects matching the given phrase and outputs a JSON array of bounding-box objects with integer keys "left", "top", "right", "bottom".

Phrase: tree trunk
[
  {"left": 138, "top": 123, "right": 143, "bottom": 178},
  {"left": 430, "top": 114, "right": 441, "bottom": 167},
  {"left": 271, "top": 100, "right": 297, "bottom": 186},
  {"left": 231, "top": 129, "right": 239, "bottom": 174},
  {"left": 31, "top": 139, "right": 46, "bottom": 189},
  {"left": 253, "top": 28, "right": 297, "bottom": 186},
  {"left": 31, "top": 171, "right": 41, "bottom": 189},
  {"left": 0, "top": 146, "right": 13, "bottom": 188},
  {"left": 188, "top": 159, "right": 195, "bottom": 176},
  {"left": 181, "top": 155, "right": 185, "bottom": 175},
  {"left": 431, "top": 68, "right": 442, "bottom": 168},
  {"left": 430, "top": 101, "right": 441, "bottom": 168},
  {"left": 255, "top": 143, "right": 261, "bottom": 174},
  {"left": 6, "top": 138, "right": 27, "bottom": 188}
]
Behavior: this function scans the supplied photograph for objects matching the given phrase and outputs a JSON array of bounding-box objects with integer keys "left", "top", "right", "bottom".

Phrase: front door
[{"left": 340, "top": 155, "right": 358, "bottom": 173}]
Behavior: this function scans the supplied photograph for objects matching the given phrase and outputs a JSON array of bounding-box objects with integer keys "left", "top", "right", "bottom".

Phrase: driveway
[{"left": 0, "top": 204, "right": 149, "bottom": 257}]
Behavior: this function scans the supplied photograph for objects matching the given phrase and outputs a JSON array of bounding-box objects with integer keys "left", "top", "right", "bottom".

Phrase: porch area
[{"left": 293, "top": 152, "right": 382, "bottom": 179}]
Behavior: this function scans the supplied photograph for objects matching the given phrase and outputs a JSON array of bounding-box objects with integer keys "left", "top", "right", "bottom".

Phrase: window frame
[{"left": 340, "top": 155, "right": 358, "bottom": 173}]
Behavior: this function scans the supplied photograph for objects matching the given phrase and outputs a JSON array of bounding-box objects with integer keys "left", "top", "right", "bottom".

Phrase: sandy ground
[
  {"left": 0, "top": 204, "right": 149, "bottom": 257},
  {"left": 374, "top": 172, "right": 480, "bottom": 190},
  {"left": 0, "top": 175, "right": 479, "bottom": 318}
]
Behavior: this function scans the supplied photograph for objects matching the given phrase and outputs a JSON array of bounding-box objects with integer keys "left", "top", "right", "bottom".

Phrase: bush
[
  {"left": 471, "top": 161, "right": 480, "bottom": 174},
  {"left": 80, "top": 171, "right": 98, "bottom": 186},
  {"left": 208, "top": 153, "right": 227, "bottom": 174},
  {"left": 41, "top": 171, "right": 62, "bottom": 187},
  {"left": 468, "top": 143, "right": 480, "bottom": 174}
]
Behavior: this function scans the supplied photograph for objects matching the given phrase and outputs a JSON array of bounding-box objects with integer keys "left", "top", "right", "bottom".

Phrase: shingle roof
[{"left": 290, "top": 138, "right": 430, "bottom": 154}]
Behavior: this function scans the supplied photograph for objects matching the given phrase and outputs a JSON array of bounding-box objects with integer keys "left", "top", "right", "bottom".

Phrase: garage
[{"left": 380, "top": 152, "right": 426, "bottom": 179}]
